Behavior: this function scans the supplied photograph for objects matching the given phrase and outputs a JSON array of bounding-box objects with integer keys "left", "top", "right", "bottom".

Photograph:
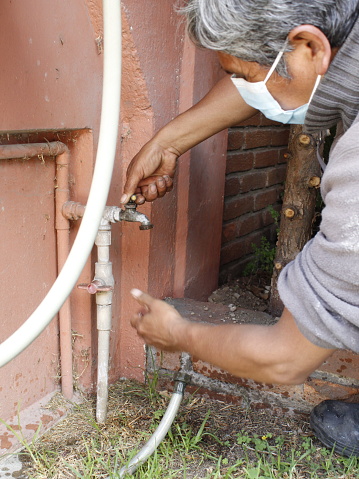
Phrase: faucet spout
[{"left": 113, "top": 200, "right": 153, "bottom": 230}]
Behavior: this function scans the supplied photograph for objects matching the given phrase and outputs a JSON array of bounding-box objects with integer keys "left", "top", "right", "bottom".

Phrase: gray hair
[{"left": 179, "top": 0, "right": 359, "bottom": 77}]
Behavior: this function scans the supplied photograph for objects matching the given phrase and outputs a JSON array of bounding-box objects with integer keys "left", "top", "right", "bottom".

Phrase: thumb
[
  {"left": 130, "top": 288, "right": 154, "bottom": 309},
  {"left": 121, "top": 174, "right": 142, "bottom": 204}
]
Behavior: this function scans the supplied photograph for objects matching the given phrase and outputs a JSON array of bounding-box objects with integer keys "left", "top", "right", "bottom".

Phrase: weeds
[
  {"left": 243, "top": 236, "right": 276, "bottom": 276},
  {"left": 243, "top": 206, "right": 279, "bottom": 277},
  {"left": 4, "top": 380, "right": 359, "bottom": 478}
]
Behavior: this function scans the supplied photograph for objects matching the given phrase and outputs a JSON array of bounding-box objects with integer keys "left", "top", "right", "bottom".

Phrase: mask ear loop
[
  {"left": 308, "top": 74, "right": 321, "bottom": 103},
  {"left": 263, "top": 49, "right": 286, "bottom": 84}
]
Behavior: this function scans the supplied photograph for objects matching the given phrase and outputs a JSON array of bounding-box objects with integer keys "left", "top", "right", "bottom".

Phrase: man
[{"left": 121, "top": 0, "right": 359, "bottom": 456}]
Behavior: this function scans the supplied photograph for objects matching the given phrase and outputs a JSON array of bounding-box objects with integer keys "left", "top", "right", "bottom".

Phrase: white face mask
[{"left": 231, "top": 49, "right": 321, "bottom": 124}]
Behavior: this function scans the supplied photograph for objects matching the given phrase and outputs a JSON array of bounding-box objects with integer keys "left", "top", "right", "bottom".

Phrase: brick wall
[{"left": 220, "top": 113, "right": 290, "bottom": 282}]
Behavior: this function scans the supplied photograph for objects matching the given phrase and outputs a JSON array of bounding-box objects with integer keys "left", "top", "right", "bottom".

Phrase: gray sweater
[{"left": 278, "top": 18, "right": 359, "bottom": 352}]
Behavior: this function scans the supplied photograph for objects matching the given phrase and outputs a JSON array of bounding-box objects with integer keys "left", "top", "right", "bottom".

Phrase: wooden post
[{"left": 269, "top": 125, "right": 321, "bottom": 317}]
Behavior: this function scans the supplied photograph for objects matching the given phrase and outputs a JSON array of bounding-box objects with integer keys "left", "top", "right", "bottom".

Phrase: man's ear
[{"left": 288, "top": 25, "right": 333, "bottom": 75}]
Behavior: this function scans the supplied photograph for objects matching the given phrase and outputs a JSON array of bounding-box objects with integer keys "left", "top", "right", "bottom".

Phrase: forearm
[
  {"left": 122, "top": 75, "right": 256, "bottom": 202},
  {"left": 176, "top": 308, "right": 334, "bottom": 385},
  {"left": 153, "top": 75, "right": 257, "bottom": 155},
  {"left": 130, "top": 291, "right": 335, "bottom": 386}
]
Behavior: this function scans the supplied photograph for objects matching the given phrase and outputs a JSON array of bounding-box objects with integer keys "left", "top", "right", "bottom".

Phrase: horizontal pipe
[{"left": 0, "top": 141, "right": 67, "bottom": 160}]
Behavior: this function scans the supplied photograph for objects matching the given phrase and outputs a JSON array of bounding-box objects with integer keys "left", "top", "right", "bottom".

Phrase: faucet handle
[
  {"left": 77, "top": 279, "right": 113, "bottom": 294},
  {"left": 124, "top": 195, "right": 137, "bottom": 210}
]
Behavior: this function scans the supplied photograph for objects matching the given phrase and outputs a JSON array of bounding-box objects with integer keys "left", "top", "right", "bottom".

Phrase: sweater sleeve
[{"left": 278, "top": 120, "right": 359, "bottom": 353}]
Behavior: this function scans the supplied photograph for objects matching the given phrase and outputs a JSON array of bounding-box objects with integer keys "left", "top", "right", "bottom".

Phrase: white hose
[
  {"left": 118, "top": 389, "right": 184, "bottom": 477},
  {"left": 0, "top": 0, "right": 122, "bottom": 367}
]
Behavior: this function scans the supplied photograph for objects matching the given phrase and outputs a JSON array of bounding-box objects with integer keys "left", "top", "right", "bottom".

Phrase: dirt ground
[{"left": 209, "top": 273, "right": 273, "bottom": 315}]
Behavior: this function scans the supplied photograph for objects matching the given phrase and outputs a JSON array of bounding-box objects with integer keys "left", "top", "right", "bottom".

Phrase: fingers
[
  {"left": 121, "top": 175, "right": 174, "bottom": 205},
  {"left": 138, "top": 175, "right": 174, "bottom": 202},
  {"left": 130, "top": 288, "right": 154, "bottom": 310},
  {"left": 164, "top": 175, "right": 174, "bottom": 191}
]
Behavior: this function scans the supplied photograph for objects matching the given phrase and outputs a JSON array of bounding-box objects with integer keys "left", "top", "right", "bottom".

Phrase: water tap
[{"left": 114, "top": 195, "right": 153, "bottom": 230}]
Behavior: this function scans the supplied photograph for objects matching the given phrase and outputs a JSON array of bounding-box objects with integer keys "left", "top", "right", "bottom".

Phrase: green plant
[
  {"left": 244, "top": 236, "right": 276, "bottom": 276},
  {"left": 243, "top": 205, "right": 281, "bottom": 277}
]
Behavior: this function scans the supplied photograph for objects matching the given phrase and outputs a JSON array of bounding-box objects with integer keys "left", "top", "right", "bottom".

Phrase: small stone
[
  {"left": 233, "top": 292, "right": 240, "bottom": 299},
  {"left": 208, "top": 314, "right": 212, "bottom": 318},
  {"left": 190, "top": 312, "right": 195, "bottom": 315},
  {"left": 228, "top": 304, "right": 237, "bottom": 312},
  {"left": 203, "top": 306, "right": 209, "bottom": 311}
]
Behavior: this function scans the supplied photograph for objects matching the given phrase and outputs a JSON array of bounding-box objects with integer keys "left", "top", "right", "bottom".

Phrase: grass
[{"left": 6, "top": 379, "right": 359, "bottom": 478}]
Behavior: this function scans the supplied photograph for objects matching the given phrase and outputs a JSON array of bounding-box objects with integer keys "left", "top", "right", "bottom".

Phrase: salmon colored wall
[
  {"left": 0, "top": 0, "right": 227, "bottom": 430},
  {"left": 0, "top": 153, "right": 59, "bottom": 419},
  {"left": 108, "top": 2, "right": 226, "bottom": 381},
  {"left": 0, "top": 0, "right": 103, "bottom": 427},
  {"left": 0, "top": 0, "right": 102, "bottom": 133}
]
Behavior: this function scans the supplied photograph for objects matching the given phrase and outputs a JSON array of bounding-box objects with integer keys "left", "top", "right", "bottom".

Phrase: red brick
[
  {"left": 239, "top": 170, "right": 267, "bottom": 193},
  {"left": 220, "top": 230, "right": 264, "bottom": 265},
  {"left": 270, "top": 128, "right": 290, "bottom": 147},
  {"left": 244, "top": 128, "right": 275, "bottom": 149},
  {"left": 253, "top": 187, "right": 281, "bottom": 211},
  {"left": 244, "top": 127, "right": 290, "bottom": 150},
  {"left": 222, "top": 221, "right": 237, "bottom": 243},
  {"left": 222, "top": 210, "right": 277, "bottom": 245},
  {"left": 266, "top": 164, "right": 287, "bottom": 186},
  {"left": 237, "top": 213, "right": 262, "bottom": 236},
  {"left": 254, "top": 149, "right": 279, "bottom": 168},
  {"left": 227, "top": 129, "right": 245, "bottom": 150},
  {"left": 223, "top": 194, "right": 254, "bottom": 221},
  {"left": 226, "top": 151, "right": 254, "bottom": 173},
  {"left": 225, "top": 176, "right": 240, "bottom": 196}
]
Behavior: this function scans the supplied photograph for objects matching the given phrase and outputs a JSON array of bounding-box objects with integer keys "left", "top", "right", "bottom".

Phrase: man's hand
[
  {"left": 130, "top": 289, "right": 188, "bottom": 351},
  {"left": 120, "top": 142, "right": 178, "bottom": 205}
]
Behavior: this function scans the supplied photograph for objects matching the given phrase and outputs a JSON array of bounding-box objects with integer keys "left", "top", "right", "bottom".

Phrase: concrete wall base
[{"left": 0, "top": 390, "right": 83, "bottom": 458}]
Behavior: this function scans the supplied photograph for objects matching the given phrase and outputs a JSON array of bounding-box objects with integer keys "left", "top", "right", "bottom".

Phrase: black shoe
[{"left": 310, "top": 400, "right": 359, "bottom": 457}]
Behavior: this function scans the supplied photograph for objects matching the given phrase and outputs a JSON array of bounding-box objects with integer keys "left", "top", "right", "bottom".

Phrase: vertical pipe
[
  {"left": 94, "top": 222, "right": 114, "bottom": 423},
  {"left": 96, "top": 322, "right": 111, "bottom": 422},
  {"left": 55, "top": 149, "right": 73, "bottom": 399}
]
